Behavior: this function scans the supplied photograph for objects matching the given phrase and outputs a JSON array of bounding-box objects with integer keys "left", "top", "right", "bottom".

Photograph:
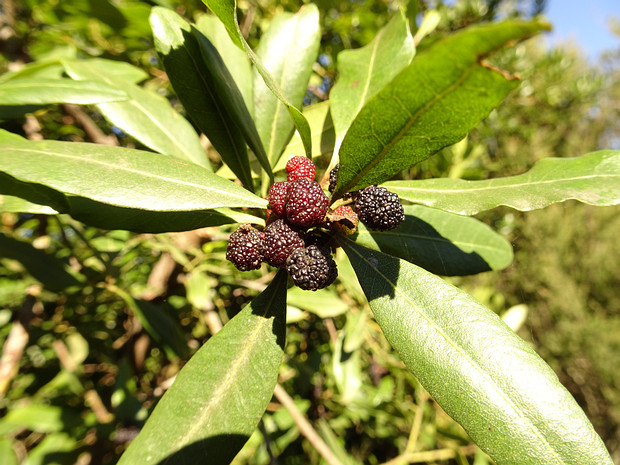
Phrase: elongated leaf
[
  {"left": 0, "top": 139, "right": 267, "bottom": 213},
  {"left": 150, "top": 8, "right": 254, "bottom": 190},
  {"left": 275, "top": 101, "right": 335, "bottom": 170},
  {"left": 191, "top": 27, "right": 272, "bottom": 178},
  {"left": 195, "top": 14, "right": 253, "bottom": 115},
  {"left": 0, "top": 129, "right": 25, "bottom": 142},
  {"left": 341, "top": 239, "right": 612, "bottom": 465},
  {"left": 334, "top": 20, "right": 550, "bottom": 197},
  {"left": 384, "top": 150, "right": 620, "bottom": 215},
  {"left": 0, "top": 234, "right": 80, "bottom": 291},
  {"left": 65, "top": 58, "right": 149, "bottom": 84},
  {"left": 0, "top": 78, "right": 128, "bottom": 105},
  {"left": 118, "top": 270, "right": 288, "bottom": 465},
  {"left": 202, "top": 0, "right": 315, "bottom": 158},
  {"left": 252, "top": 5, "right": 321, "bottom": 164},
  {"left": 62, "top": 58, "right": 210, "bottom": 169},
  {"left": 0, "top": 195, "right": 58, "bottom": 215},
  {"left": 330, "top": 10, "right": 414, "bottom": 148},
  {"left": 354, "top": 205, "right": 512, "bottom": 275}
]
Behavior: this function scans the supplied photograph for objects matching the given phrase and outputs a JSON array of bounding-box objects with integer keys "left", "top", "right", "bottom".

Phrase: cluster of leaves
[{"left": 1, "top": 0, "right": 619, "bottom": 464}]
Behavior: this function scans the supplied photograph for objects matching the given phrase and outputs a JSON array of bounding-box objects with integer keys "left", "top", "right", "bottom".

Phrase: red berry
[
  {"left": 286, "top": 156, "right": 316, "bottom": 181},
  {"left": 285, "top": 178, "right": 329, "bottom": 228},
  {"left": 266, "top": 181, "right": 291, "bottom": 218}
]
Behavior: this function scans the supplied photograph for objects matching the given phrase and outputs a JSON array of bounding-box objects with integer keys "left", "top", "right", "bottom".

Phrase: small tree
[{"left": 0, "top": 1, "right": 618, "bottom": 464}]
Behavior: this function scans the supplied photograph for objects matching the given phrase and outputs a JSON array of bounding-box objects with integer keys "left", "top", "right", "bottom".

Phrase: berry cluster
[{"left": 226, "top": 156, "right": 405, "bottom": 291}]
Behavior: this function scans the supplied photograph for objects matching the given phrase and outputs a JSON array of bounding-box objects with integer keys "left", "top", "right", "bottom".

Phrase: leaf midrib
[
  {"left": 388, "top": 173, "right": 618, "bottom": 195},
  {"left": 5, "top": 147, "right": 258, "bottom": 204},
  {"left": 179, "top": 291, "right": 279, "bottom": 448},
  {"left": 344, "top": 240, "right": 563, "bottom": 461},
  {"left": 341, "top": 58, "right": 478, "bottom": 194}
]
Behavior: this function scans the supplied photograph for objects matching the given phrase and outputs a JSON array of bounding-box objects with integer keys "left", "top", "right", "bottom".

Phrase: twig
[
  {"left": 62, "top": 104, "right": 119, "bottom": 146},
  {"left": 273, "top": 384, "right": 344, "bottom": 465},
  {"left": 403, "top": 389, "right": 428, "bottom": 456},
  {"left": 0, "top": 294, "right": 36, "bottom": 398},
  {"left": 381, "top": 444, "right": 478, "bottom": 465}
]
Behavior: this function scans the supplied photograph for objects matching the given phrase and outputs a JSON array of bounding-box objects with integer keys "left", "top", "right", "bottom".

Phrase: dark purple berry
[
  {"left": 261, "top": 219, "right": 305, "bottom": 267},
  {"left": 226, "top": 224, "right": 264, "bottom": 271}
]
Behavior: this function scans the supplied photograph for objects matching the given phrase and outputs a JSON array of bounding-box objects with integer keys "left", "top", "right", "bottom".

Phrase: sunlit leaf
[
  {"left": 0, "top": 78, "right": 128, "bottom": 105},
  {"left": 384, "top": 150, "right": 620, "bottom": 214},
  {"left": 118, "top": 270, "right": 288, "bottom": 465},
  {"left": 341, "top": 239, "right": 612, "bottom": 465},
  {"left": 63, "top": 58, "right": 210, "bottom": 169},
  {"left": 334, "top": 19, "right": 551, "bottom": 197}
]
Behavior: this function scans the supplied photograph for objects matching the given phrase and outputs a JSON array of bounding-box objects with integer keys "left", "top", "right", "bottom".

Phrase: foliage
[{"left": 0, "top": 1, "right": 619, "bottom": 464}]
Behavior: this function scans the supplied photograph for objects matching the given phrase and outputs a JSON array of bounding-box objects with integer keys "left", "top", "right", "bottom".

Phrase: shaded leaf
[
  {"left": 0, "top": 140, "right": 267, "bottom": 215},
  {"left": 195, "top": 14, "right": 254, "bottom": 114},
  {"left": 252, "top": 5, "right": 321, "bottom": 164},
  {"left": 191, "top": 27, "right": 272, "bottom": 178},
  {"left": 353, "top": 204, "right": 513, "bottom": 275},
  {"left": 330, "top": 10, "right": 414, "bottom": 148},
  {"left": 384, "top": 150, "right": 620, "bottom": 215},
  {"left": 202, "top": 0, "right": 315, "bottom": 158},
  {"left": 0, "top": 78, "right": 128, "bottom": 105},
  {"left": 334, "top": 19, "right": 551, "bottom": 197},
  {"left": 118, "top": 270, "right": 288, "bottom": 465},
  {"left": 341, "top": 239, "right": 612, "bottom": 465},
  {"left": 63, "top": 58, "right": 210, "bottom": 169},
  {"left": 275, "top": 101, "right": 335, "bottom": 171},
  {"left": 0, "top": 233, "right": 81, "bottom": 291},
  {"left": 150, "top": 7, "right": 255, "bottom": 189}
]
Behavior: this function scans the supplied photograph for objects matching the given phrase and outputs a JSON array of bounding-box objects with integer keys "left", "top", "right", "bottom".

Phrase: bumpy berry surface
[
  {"left": 355, "top": 185, "right": 405, "bottom": 231},
  {"left": 328, "top": 164, "right": 339, "bottom": 194},
  {"left": 286, "top": 245, "right": 338, "bottom": 291},
  {"left": 261, "top": 219, "right": 305, "bottom": 267},
  {"left": 286, "top": 178, "right": 329, "bottom": 227},
  {"left": 226, "top": 224, "right": 264, "bottom": 271},
  {"left": 267, "top": 181, "right": 291, "bottom": 217},
  {"left": 286, "top": 156, "right": 316, "bottom": 181},
  {"left": 331, "top": 205, "right": 359, "bottom": 235}
]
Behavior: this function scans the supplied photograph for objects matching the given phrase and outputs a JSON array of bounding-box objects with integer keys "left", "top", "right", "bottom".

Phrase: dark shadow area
[
  {"left": 154, "top": 434, "right": 249, "bottom": 465},
  {"left": 340, "top": 239, "right": 401, "bottom": 300},
  {"left": 0, "top": 232, "right": 80, "bottom": 291},
  {"left": 353, "top": 212, "right": 493, "bottom": 276},
  {"left": 248, "top": 269, "right": 288, "bottom": 349}
]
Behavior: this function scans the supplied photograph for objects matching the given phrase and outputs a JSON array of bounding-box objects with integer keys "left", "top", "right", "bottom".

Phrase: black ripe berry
[
  {"left": 261, "top": 219, "right": 305, "bottom": 268},
  {"left": 355, "top": 185, "right": 405, "bottom": 231},
  {"left": 286, "top": 245, "right": 338, "bottom": 291},
  {"left": 328, "top": 164, "right": 339, "bottom": 194},
  {"left": 226, "top": 224, "right": 264, "bottom": 271},
  {"left": 286, "top": 178, "right": 329, "bottom": 227}
]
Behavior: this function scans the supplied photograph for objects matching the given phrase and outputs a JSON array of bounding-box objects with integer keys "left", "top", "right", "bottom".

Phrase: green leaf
[
  {"left": 0, "top": 195, "right": 58, "bottom": 215},
  {"left": 353, "top": 205, "right": 513, "bottom": 276},
  {"left": 334, "top": 19, "right": 551, "bottom": 197},
  {"left": 202, "top": 0, "right": 316, "bottom": 158},
  {"left": 62, "top": 58, "right": 210, "bottom": 169},
  {"left": 0, "top": 78, "right": 128, "bottom": 105},
  {"left": 0, "top": 438, "right": 18, "bottom": 465},
  {"left": 275, "top": 101, "right": 335, "bottom": 171},
  {"left": 330, "top": 10, "right": 414, "bottom": 149},
  {"left": 252, "top": 4, "right": 321, "bottom": 164},
  {"left": 0, "top": 139, "right": 266, "bottom": 215},
  {"left": 118, "top": 270, "right": 288, "bottom": 465},
  {"left": 0, "top": 405, "right": 66, "bottom": 434},
  {"left": 195, "top": 14, "right": 253, "bottom": 115},
  {"left": 341, "top": 239, "right": 613, "bottom": 465},
  {"left": 150, "top": 7, "right": 256, "bottom": 190},
  {"left": 384, "top": 150, "right": 620, "bottom": 215},
  {"left": 191, "top": 27, "right": 272, "bottom": 179},
  {"left": 0, "top": 233, "right": 80, "bottom": 291},
  {"left": 0, "top": 129, "right": 25, "bottom": 142}
]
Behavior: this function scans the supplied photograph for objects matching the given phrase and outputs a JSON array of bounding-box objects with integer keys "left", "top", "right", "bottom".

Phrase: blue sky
[{"left": 545, "top": 0, "right": 620, "bottom": 59}]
